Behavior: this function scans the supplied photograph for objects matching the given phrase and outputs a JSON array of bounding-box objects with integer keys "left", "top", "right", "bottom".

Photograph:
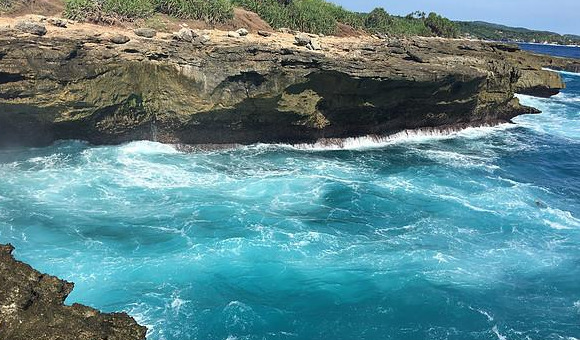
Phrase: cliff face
[
  {"left": 0, "top": 21, "right": 566, "bottom": 147},
  {"left": 0, "top": 244, "right": 146, "bottom": 340}
]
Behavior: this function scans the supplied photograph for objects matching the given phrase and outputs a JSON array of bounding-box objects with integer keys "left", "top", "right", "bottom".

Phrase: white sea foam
[
  {"left": 120, "top": 141, "right": 180, "bottom": 155},
  {"left": 544, "top": 208, "right": 580, "bottom": 230},
  {"left": 492, "top": 325, "right": 507, "bottom": 340},
  {"left": 280, "top": 124, "right": 514, "bottom": 151},
  {"left": 542, "top": 68, "right": 580, "bottom": 77}
]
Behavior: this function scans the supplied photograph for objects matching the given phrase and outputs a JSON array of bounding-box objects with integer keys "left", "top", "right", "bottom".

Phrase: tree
[
  {"left": 424, "top": 12, "right": 459, "bottom": 38},
  {"left": 364, "top": 7, "right": 392, "bottom": 33}
]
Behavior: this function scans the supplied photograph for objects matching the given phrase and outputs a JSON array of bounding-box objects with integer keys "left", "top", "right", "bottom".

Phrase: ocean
[
  {"left": 519, "top": 42, "right": 580, "bottom": 59},
  {"left": 0, "top": 45, "right": 579, "bottom": 340}
]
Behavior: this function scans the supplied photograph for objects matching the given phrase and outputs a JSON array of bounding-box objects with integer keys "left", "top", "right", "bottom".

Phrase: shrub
[
  {"left": 0, "top": 0, "right": 12, "bottom": 11},
  {"left": 104, "top": 0, "right": 156, "bottom": 19},
  {"left": 64, "top": 0, "right": 155, "bottom": 21},
  {"left": 363, "top": 7, "right": 391, "bottom": 33},
  {"left": 63, "top": 0, "right": 100, "bottom": 21},
  {"left": 232, "top": 0, "right": 363, "bottom": 35},
  {"left": 425, "top": 12, "right": 459, "bottom": 38}
]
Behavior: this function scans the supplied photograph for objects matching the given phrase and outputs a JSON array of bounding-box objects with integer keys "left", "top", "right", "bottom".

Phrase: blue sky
[{"left": 328, "top": 0, "right": 580, "bottom": 35}]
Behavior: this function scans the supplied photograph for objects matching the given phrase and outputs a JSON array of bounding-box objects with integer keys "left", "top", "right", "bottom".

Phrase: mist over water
[{"left": 1, "top": 71, "right": 580, "bottom": 339}]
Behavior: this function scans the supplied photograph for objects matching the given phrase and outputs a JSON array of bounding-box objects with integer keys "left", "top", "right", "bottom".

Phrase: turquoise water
[{"left": 1, "top": 72, "right": 580, "bottom": 339}]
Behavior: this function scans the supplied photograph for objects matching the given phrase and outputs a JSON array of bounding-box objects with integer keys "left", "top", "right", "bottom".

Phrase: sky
[{"left": 328, "top": 0, "right": 580, "bottom": 36}]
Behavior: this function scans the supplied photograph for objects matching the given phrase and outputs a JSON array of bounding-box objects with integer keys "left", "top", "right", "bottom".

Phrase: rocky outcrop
[
  {"left": 0, "top": 244, "right": 146, "bottom": 340},
  {"left": 0, "top": 24, "right": 567, "bottom": 147},
  {"left": 528, "top": 53, "right": 580, "bottom": 74}
]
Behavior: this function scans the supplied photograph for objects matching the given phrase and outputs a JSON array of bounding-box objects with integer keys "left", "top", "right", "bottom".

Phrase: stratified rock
[
  {"left": 109, "top": 34, "right": 130, "bottom": 44},
  {"left": 0, "top": 31, "right": 567, "bottom": 148},
  {"left": 258, "top": 30, "right": 272, "bottom": 37},
  {"left": 14, "top": 21, "right": 47, "bottom": 36},
  {"left": 294, "top": 33, "right": 311, "bottom": 46},
  {"left": 405, "top": 49, "right": 428, "bottom": 63},
  {"left": 515, "top": 69, "right": 566, "bottom": 97},
  {"left": 236, "top": 28, "right": 249, "bottom": 37},
  {"left": 228, "top": 31, "right": 240, "bottom": 38},
  {"left": 0, "top": 244, "right": 147, "bottom": 340},
  {"left": 134, "top": 28, "right": 156, "bottom": 38}
]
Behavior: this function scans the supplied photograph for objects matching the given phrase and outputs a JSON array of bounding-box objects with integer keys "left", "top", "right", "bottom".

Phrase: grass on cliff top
[
  {"left": 0, "top": 0, "right": 18, "bottom": 12},
  {"left": 64, "top": 0, "right": 233, "bottom": 23},
  {"left": 63, "top": 0, "right": 459, "bottom": 38}
]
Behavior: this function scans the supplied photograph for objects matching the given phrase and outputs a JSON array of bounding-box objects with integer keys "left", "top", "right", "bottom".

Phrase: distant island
[{"left": 457, "top": 21, "right": 580, "bottom": 46}]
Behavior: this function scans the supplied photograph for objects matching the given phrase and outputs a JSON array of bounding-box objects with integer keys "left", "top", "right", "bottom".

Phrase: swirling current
[{"left": 1, "top": 73, "right": 579, "bottom": 339}]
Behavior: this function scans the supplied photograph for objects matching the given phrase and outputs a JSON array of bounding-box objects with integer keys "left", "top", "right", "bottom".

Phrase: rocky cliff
[
  {"left": 0, "top": 18, "right": 567, "bottom": 148},
  {"left": 0, "top": 244, "right": 146, "bottom": 340}
]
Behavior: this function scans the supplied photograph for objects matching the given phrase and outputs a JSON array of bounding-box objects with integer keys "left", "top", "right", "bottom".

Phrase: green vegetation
[
  {"left": 62, "top": 0, "right": 459, "bottom": 38},
  {"left": 425, "top": 12, "right": 459, "bottom": 38},
  {"left": 0, "top": 0, "right": 19, "bottom": 12},
  {"left": 457, "top": 21, "right": 580, "bottom": 45},
  {"left": 155, "top": 0, "right": 233, "bottom": 22},
  {"left": 64, "top": 0, "right": 233, "bottom": 22},
  {"left": 231, "top": 0, "right": 457, "bottom": 37},
  {"left": 231, "top": 0, "right": 360, "bottom": 35}
]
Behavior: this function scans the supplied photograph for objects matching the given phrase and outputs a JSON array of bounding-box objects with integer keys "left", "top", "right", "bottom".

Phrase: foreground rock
[
  {"left": 0, "top": 29, "right": 567, "bottom": 147},
  {"left": 0, "top": 244, "right": 146, "bottom": 340},
  {"left": 14, "top": 21, "right": 47, "bottom": 36}
]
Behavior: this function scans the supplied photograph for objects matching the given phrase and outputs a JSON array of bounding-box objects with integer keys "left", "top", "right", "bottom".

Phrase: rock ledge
[{"left": 0, "top": 244, "right": 147, "bottom": 340}]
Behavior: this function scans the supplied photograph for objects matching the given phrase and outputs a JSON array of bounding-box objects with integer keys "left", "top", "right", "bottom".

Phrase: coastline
[
  {"left": 0, "top": 14, "right": 568, "bottom": 149},
  {"left": 0, "top": 9, "right": 579, "bottom": 339}
]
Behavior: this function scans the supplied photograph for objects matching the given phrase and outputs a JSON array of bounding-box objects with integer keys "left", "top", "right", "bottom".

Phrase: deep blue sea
[
  {"left": 1, "top": 46, "right": 580, "bottom": 340},
  {"left": 519, "top": 42, "right": 580, "bottom": 59}
]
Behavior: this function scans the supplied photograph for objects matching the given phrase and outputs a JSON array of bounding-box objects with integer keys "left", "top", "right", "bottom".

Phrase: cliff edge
[
  {"left": 0, "top": 16, "right": 568, "bottom": 147},
  {"left": 0, "top": 244, "right": 147, "bottom": 340}
]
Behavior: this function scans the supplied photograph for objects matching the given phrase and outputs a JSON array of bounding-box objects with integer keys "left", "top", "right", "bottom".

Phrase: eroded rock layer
[
  {"left": 0, "top": 25, "right": 568, "bottom": 147},
  {"left": 0, "top": 244, "right": 147, "bottom": 340}
]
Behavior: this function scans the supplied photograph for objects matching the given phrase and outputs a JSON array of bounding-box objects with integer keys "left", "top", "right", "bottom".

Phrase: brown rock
[
  {"left": 0, "top": 244, "right": 147, "bottom": 340},
  {"left": 0, "top": 30, "right": 566, "bottom": 148}
]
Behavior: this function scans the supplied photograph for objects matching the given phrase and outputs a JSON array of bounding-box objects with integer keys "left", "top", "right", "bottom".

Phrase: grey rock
[
  {"left": 14, "top": 21, "right": 47, "bottom": 36},
  {"left": 134, "top": 28, "right": 157, "bottom": 38},
  {"left": 236, "top": 28, "right": 249, "bottom": 37},
  {"left": 48, "top": 18, "right": 67, "bottom": 28},
  {"left": 405, "top": 49, "right": 428, "bottom": 63},
  {"left": 309, "top": 39, "right": 322, "bottom": 51},
  {"left": 390, "top": 47, "right": 406, "bottom": 54},
  {"left": 109, "top": 34, "right": 130, "bottom": 44},
  {"left": 174, "top": 28, "right": 198, "bottom": 42},
  {"left": 194, "top": 34, "right": 211, "bottom": 44},
  {"left": 257, "top": 30, "right": 272, "bottom": 37},
  {"left": 489, "top": 42, "right": 520, "bottom": 52},
  {"left": 228, "top": 31, "right": 240, "bottom": 38},
  {"left": 294, "top": 33, "right": 311, "bottom": 46}
]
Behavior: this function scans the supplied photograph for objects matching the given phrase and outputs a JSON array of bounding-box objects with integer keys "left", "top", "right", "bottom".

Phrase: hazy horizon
[{"left": 327, "top": 0, "right": 580, "bottom": 36}]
